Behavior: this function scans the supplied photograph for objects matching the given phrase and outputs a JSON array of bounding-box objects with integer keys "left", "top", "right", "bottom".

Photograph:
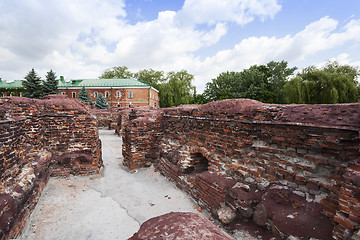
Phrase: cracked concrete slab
[{"left": 20, "top": 129, "right": 201, "bottom": 240}]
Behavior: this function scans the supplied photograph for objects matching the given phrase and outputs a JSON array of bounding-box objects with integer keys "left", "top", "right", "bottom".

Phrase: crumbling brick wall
[
  {"left": 92, "top": 108, "right": 125, "bottom": 129},
  {"left": 0, "top": 95, "right": 102, "bottom": 240},
  {"left": 122, "top": 99, "right": 360, "bottom": 239},
  {"left": 116, "top": 106, "right": 155, "bottom": 137},
  {"left": 122, "top": 109, "right": 162, "bottom": 170}
]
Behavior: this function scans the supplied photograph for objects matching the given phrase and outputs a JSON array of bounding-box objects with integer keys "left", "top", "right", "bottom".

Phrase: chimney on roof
[{"left": 60, "top": 76, "right": 65, "bottom": 83}]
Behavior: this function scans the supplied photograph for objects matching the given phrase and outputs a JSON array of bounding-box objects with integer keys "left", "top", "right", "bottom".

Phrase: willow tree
[
  {"left": 284, "top": 62, "right": 359, "bottom": 104},
  {"left": 159, "top": 70, "right": 195, "bottom": 107}
]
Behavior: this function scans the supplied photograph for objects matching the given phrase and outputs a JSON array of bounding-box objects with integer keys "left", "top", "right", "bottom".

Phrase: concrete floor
[{"left": 21, "top": 129, "right": 202, "bottom": 240}]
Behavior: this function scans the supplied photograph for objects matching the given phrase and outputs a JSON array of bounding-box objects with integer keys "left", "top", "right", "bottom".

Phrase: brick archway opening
[{"left": 184, "top": 152, "right": 209, "bottom": 174}]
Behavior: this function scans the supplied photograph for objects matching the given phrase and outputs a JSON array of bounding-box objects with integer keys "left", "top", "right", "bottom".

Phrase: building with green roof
[
  {"left": 0, "top": 78, "right": 25, "bottom": 97},
  {"left": 0, "top": 77, "right": 159, "bottom": 108}
]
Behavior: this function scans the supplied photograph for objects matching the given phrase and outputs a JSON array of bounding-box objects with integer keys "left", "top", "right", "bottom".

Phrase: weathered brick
[
  {"left": 121, "top": 99, "right": 360, "bottom": 239},
  {"left": 0, "top": 95, "right": 102, "bottom": 239}
]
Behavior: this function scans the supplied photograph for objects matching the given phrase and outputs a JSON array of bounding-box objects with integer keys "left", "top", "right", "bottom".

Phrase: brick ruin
[
  {"left": 91, "top": 106, "right": 155, "bottom": 133},
  {"left": 1, "top": 96, "right": 359, "bottom": 239},
  {"left": 0, "top": 95, "right": 102, "bottom": 240},
  {"left": 122, "top": 99, "right": 360, "bottom": 239},
  {"left": 92, "top": 108, "right": 124, "bottom": 129}
]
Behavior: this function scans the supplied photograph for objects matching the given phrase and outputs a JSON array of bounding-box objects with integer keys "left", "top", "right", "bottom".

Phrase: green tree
[
  {"left": 238, "top": 65, "right": 270, "bottom": 102},
  {"left": 203, "top": 71, "right": 241, "bottom": 102},
  {"left": 22, "top": 68, "right": 44, "bottom": 99},
  {"left": 78, "top": 87, "right": 93, "bottom": 106},
  {"left": 134, "top": 69, "right": 165, "bottom": 88},
  {"left": 159, "top": 70, "right": 195, "bottom": 107},
  {"left": 99, "top": 66, "right": 133, "bottom": 79},
  {"left": 192, "top": 93, "right": 208, "bottom": 104},
  {"left": 43, "top": 70, "right": 58, "bottom": 95},
  {"left": 283, "top": 77, "right": 305, "bottom": 104},
  {"left": 94, "top": 93, "right": 109, "bottom": 109},
  {"left": 266, "top": 61, "right": 297, "bottom": 103},
  {"left": 284, "top": 61, "right": 359, "bottom": 104},
  {"left": 203, "top": 61, "right": 296, "bottom": 103}
]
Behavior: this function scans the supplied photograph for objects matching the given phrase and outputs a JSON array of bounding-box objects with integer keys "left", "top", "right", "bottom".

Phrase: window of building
[
  {"left": 94, "top": 92, "right": 98, "bottom": 98},
  {"left": 116, "top": 91, "right": 121, "bottom": 98},
  {"left": 128, "top": 92, "right": 133, "bottom": 98},
  {"left": 105, "top": 91, "right": 109, "bottom": 98},
  {"left": 72, "top": 92, "right": 76, "bottom": 98}
]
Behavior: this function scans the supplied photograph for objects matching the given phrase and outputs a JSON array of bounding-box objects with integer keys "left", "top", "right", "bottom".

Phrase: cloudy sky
[{"left": 1, "top": 0, "right": 360, "bottom": 92}]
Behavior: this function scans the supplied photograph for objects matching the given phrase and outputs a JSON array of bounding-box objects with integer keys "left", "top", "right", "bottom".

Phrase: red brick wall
[
  {"left": 0, "top": 95, "right": 102, "bottom": 240},
  {"left": 122, "top": 99, "right": 360, "bottom": 239}
]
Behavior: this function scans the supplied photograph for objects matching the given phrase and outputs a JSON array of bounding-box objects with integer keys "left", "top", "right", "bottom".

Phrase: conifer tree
[
  {"left": 43, "top": 70, "right": 58, "bottom": 95},
  {"left": 78, "top": 87, "right": 93, "bottom": 106},
  {"left": 94, "top": 93, "right": 109, "bottom": 109},
  {"left": 22, "top": 68, "right": 43, "bottom": 98}
]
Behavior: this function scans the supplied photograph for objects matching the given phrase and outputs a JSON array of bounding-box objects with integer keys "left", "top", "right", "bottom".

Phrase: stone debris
[{"left": 217, "top": 205, "right": 237, "bottom": 224}]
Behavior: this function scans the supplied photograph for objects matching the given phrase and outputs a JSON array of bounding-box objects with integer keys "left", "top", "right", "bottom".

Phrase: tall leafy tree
[
  {"left": 159, "top": 70, "right": 195, "bottom": 107},
  {"left": 22, "top": 68, "right": 44, "bottom": 99},
  {"left": 134, "top": 69, "right": 165, "bottom": 89},
  {"left": 266, "top": 61, "right": 297, "bottom": 103},
  {"left": 99, "top": 66, "right": 133, "bottom": 79},
  {"left": 78, "top": 87, "right": 93, "bottom": 106},
  {"left": 203, "top": 71, "right": 241, "bottom": 102},
  {"left": 203, "top": 61, "right": 296, "bottom": 103},
  {"left": 43, "top": 70, "right": 58, "bottom": 95},
  {"left": 94, "top": 93, "right": 109, "bottom": 109},
  {"left": 284, "top": 61, "right": 359, "bottom": 104}
]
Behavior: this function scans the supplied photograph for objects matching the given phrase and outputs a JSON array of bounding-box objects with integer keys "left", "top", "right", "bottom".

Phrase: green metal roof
[
  {"left": 0, "top": 78, "right": 151, "bottom": 89},
  {"left": 59, "top": 78, "right": 151, "bottom": 88},
  {"left": 0, "top": 79, "right": 24, "bottom": 89}
]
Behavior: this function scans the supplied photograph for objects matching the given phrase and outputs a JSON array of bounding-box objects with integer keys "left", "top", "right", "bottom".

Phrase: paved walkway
[{"left": 21, "top": 129, "right": 200, "bottom": 240}]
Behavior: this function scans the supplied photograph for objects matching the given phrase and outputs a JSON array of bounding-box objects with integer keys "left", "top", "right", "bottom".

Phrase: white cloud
[
  {"left": 177, "top": 0, "right": 281, "bottom": 25},
  {"left": 1, "top": 0, "right": 360, "bottom": 95},
  {"left": 185, "top": 17, "right": 360, "bottom": 91},
  {"left": 315, "top": 53, "right": 360, "bottom": 69}
]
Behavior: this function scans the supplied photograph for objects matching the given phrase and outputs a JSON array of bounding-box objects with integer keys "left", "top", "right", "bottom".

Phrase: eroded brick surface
[
  {"left": 0, "top": 95, "right": 102, "bottom": 240},
  {"left": 122, "top": 99, "right": 360, "bottom": 240},
  {"left": 130, "top": 212, "right": 234, "bottom": 240}
]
